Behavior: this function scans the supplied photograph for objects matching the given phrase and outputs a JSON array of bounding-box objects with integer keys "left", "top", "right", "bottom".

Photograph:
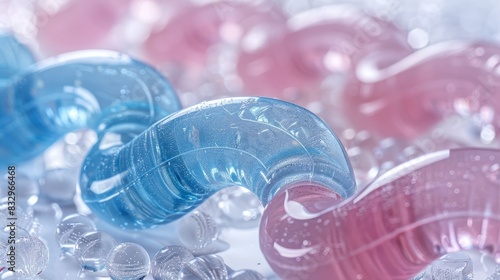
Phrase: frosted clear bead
[
  {"left": 56, "top": 214, "right": 96, "bottom": 255},
  {"left": 178, "top": 211, "right": 218, "bottom": 250},
  {"left": 106, "top": 242, "right": 151, "bottom": 280},
  {"left": 74, "top": 231, "right": 117, "bottom": 272},
  {"left": 230, "top": 269, "right": 265, "bottom": 280},
  {"left": 213, "top": 187, "right": 263, "bottom": 229},
  {"left": 14, "top": 235, "right": 49, "bottom": 277},
  {"left": 180, "top": 255, "right": 228, "bottom": 280},
  {"left": 152, "top": 245, "right": 194, "bottom": 280}
]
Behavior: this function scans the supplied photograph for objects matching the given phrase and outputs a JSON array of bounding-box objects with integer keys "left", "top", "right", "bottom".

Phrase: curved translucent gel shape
[
  {"left": 143, "top": 1, "right": 287, "bottom": 69},
  {"left": 237, "top": 5, "right": 412, "bottom": 97},
  {"left": 342, "top": 41, "right": 500, "bottom": 139},
  {"left": 36, "top": 0, "right": 130, "bottom": 54},
  {"left": 80, "top": 97, "right": 355, "bottom": 229},
  {"left": 260, "top": 148, "right": 500, "bottom": 280},
  {"left": 0, "top": 33, "right": 35, "bottom": 85},
  {"left": 0, "top": 49, "right": 181, "bottom": 166}
]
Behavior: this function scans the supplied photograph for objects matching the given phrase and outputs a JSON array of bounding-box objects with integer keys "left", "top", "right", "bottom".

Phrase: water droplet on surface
[
  {"left": 74, "top": 231, "right": 117, "bottom": 272},
  {"left": 180, "top": 255, "right": 228, "bottom": 280},
  {"left": 152, "top": 245, "right": 194, "bottom": 280},
  {"left": 484, "top": 163, "right": 500, "bottom": 185},
  {"left": 106, "top": 242, "right": 151, "bottom": 280}
]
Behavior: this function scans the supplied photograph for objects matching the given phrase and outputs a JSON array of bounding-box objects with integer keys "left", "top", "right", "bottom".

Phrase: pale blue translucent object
[
  {"left": 80, "top": 97, "right": 356, "bottom": 229},
  {"left": 0, "top": 33, "right": 35, "bottom": 86},
  {"left": 0, "top": 47, "right": 181, "bottom": 166}
]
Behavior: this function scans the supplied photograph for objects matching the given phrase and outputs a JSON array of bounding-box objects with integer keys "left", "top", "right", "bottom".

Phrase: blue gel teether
[
  {"left": 80, "top": 97, "right": 356, "bottom": 229},
  {"left": 0, "top": 48, "right": 181, "bottom": 166}
]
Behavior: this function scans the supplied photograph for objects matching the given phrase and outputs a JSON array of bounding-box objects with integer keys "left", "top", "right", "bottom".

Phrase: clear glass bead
[
  {"left": 152, "top": 245, "right": 194, "bottom": 280},
  {"left": 178, "top": 211, "right": 218, "bottom": 251},
  {"left": 13, "top": 235, "right": 49, "bottom": 278},
  {"left": 74, "top": 231, "right": 117, "bottom": 272},
  {"left": 106, "top": 242, "right": 151, "bottom": 280},
  {"left": 414, "top": 252, "right": 473, "bottom": 280},
  {"left": 180, "top": 255, "right": 228, "bottom": 280},
  {"left": 213, "top": 187, "right": 263, "bottom": 229},
  {"left": 56, "top": 214, "right": 96, "bottom": 255}
]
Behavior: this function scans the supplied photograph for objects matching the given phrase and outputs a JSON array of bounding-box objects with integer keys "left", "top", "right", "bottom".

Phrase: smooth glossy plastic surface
[
  {"left": 261, "top": 148, "right": 500, "bottom": 280},
  {"left": 80, "top": 97, "right": 355, "bottom": 229},
  {"left": 0, "top": 48, "right": 181, "bottom": 167}
]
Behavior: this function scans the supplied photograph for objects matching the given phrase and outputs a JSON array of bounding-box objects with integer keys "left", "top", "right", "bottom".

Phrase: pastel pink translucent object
[
  {"left": 143, "top": 1, "right": 287, "bottom": 69},
  {"left": 261, "top": 148, "right": 500, "bottom": 280},
  {"left": 36, "top": 0, "right": 129, "bottom": 54},
  {"left": 237, "top": 6, "right": 412, "bottom": 98},
  {"left": 342, "top": 42, "right": 500, "bottom": 139}
]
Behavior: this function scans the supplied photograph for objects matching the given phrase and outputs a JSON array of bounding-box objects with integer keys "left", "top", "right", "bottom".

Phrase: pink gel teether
[
  {"left": 342, "top": 42, "right": 500, "bottom": 139},
  {"left": 237, "top": 6, "right": 412, "bottom": 99},
  {"left": 261, "top": 148, "right": 500, "bottom": 280}
]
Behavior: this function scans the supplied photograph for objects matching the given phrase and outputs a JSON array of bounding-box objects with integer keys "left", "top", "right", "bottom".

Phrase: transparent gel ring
[{"left": 80, "top": 97, "right": 356, "bottom": 229}]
